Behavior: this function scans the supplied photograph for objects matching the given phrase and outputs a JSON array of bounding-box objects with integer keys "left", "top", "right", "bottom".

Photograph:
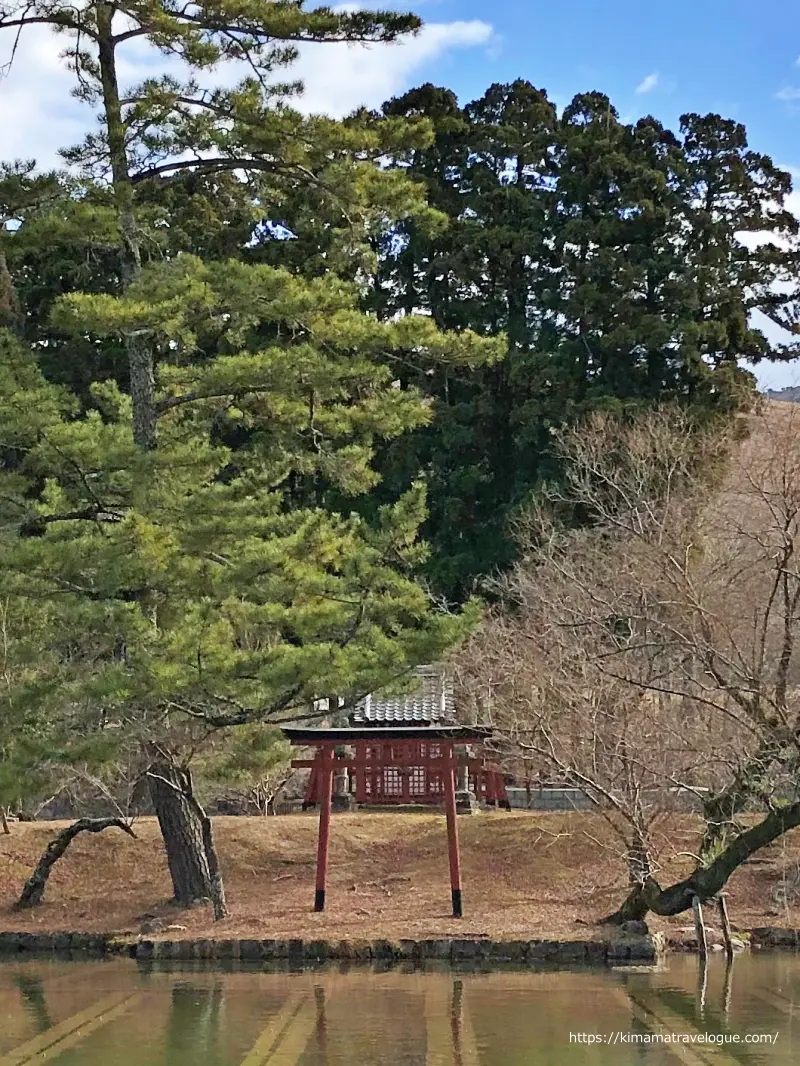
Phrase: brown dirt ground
[{"left": 1, "top": 812, "right": 799, "bottom": 942}]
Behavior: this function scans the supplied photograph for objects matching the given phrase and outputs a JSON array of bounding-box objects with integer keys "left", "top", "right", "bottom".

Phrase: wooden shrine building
[{"left": 282, "top": 667, "right": 509, "bottom": 918}]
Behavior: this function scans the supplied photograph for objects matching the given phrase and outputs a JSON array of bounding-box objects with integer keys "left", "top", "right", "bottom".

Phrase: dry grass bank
[{"left": 2, "top": 812, "right": 800, "bottom": 941}]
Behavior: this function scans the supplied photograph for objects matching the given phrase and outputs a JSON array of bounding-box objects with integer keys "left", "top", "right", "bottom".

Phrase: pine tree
[
  {"left": 0, "top": 331, "right": 125, "bottom": 830},
  {"left": 0, "top": 2, "right": 502, "bottom": 908},
  {"left": 0, "top": 253, "right": 497, "bottom": 905},
  {"left": 0, "top": 0, "right": 421, "bottom": 448}
]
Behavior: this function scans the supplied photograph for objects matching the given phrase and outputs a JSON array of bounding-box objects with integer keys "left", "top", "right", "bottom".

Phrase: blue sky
[
  {"left": 417, "top": 0, "right": 800, "bottom": 167},
  {"left": 396, "top": 0, "right": 800, "bottom": 390},
  {"left": 3, "top": 0, "right": 800, "bottom": 388}
]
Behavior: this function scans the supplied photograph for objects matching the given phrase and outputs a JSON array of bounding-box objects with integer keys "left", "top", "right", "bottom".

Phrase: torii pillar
[{"left": 283, "top": 725, "right": 499, "bottom": 919}]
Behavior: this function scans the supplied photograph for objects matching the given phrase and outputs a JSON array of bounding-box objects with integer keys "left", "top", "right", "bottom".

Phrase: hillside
[
  {"left": 2, "top": 813, "right": 799, "bottom": 942},
  {"left": 765, "top": 387, "right": 800, "bottom": 403}
]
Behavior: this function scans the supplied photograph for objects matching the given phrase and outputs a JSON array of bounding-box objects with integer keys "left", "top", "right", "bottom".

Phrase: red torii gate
[{"left": 282, "top": 725, "right": 508, "bottom": 919}]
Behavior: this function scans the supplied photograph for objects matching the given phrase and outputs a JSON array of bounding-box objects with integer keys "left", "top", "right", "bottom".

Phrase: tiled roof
[{"left": 350, "top": 666, "right": 456, "bottom": 726}]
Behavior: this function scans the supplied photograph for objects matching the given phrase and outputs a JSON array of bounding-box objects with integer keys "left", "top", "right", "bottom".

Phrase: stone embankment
[
  {"left": 4, "top": 927, "right": 800, "bottom": 962},
  {"left": 0, "top": 929, "right": 665, "bottom": 965}
]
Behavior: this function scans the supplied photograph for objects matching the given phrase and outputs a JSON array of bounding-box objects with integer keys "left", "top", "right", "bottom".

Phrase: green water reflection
[{"left": 0, "top": 955, "right": 796, "bottom": 1064}]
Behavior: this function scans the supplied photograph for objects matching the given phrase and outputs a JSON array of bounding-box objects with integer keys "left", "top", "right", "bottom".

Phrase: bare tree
[{"left": 458, "top": 404, "right": 800, "bottom": 921}]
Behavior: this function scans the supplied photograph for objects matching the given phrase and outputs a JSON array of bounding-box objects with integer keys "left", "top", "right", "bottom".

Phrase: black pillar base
[
  {"left": 314, "top": 889, "right": 326, "bottom": 912},
  {"left": 451, "top": 888, "right": 463, "bottom": 918}
]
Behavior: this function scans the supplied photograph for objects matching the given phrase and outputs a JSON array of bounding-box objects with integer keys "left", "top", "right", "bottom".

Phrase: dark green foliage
[
  {"left": 368, "top": 82, "right": 798, "bottom": 600},
  {"left": 2, "top": 6, "right": 799, "bottom": 828},
  {"left": 0, "top": 2, "right": 485, "bottom": 845}
]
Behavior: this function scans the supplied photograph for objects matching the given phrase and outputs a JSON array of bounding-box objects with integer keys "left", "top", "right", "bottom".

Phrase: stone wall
[
  {"left": 505, "top": 786, "right": 707, "bottom": 813},
  {"left": 0, "top": 931, "right": 665, "bottom": 965}
]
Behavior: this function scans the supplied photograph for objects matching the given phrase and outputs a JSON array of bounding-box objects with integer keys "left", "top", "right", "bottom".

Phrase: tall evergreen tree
[
  {"left": 0, "top": 2, "right": 503, "bottom": 908},
  {"left": 0, "top": 248, "right": 497, "bottom": 904},
  {"left": 0, "top": 0, "right": 422, "bottom": 447},
  {"left": 368, "top": 82, "right": 800, "bottom": 601},
  {"left": 678, "top": 112, "right": 800, "bottom": 367}
]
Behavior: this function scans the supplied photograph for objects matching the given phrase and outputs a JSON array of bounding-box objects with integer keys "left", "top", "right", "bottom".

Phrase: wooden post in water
[
  {"left": 314, "top": 749, "right": 334, "bottom": 912},
  {"left": 443, "top": 743, "right": 463, "bottom": 918},
  {"left": 692, "top": 894, "right": 708, "bottom": 961},
  {"left": 717, "top": 894, "right": 734, "bottom": 961}
]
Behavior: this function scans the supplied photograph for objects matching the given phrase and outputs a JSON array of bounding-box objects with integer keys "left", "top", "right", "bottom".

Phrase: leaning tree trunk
[
  {"left": 146, "top": 756, "right": 228, "bottom": 919},
  {"left": 16, "top": 818, "right": 136, "bottom": 908},
  {"left": 602, "top": 797, "right": 800, "bottom": 924},
  {"left": 147, "top": 758, "right": 211, "bottom": 906}
]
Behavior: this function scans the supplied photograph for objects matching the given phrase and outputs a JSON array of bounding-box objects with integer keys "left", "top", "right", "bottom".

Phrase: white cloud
[
  {"left": 292, "top": 21, "right": 494, "bottom": 116},
  {"left": 635, "top": 72, "right": 659, "bottom": 95},
  {"left": 0, "top": 27, "right": 87, "bottom": 168},
  {"left": 777, "top": 86, "right": 800, "bottom": 102},
  {"left": 0, "top": 19, "right": 495, "bottom": 170}
]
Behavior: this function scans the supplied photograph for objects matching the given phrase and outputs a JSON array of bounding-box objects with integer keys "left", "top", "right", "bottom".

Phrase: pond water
[{"left": 0, "top": 955, "right": 798, "bottom": 1065}]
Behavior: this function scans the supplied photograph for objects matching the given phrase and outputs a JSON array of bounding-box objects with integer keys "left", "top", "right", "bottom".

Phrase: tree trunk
[
  {"left": 16, "top": 818, "right": 135, "bottom": 908},
  {"left": 603, "top": 886, "right": 650, "bottom": 924},
  {"left": 147, "top": 759, "right": 212, "bottom": 907},
  {"left": 626, "top": 826, "right": 653, "bottom": 887},
  {"left": 126, "top": 332, "right": 158, "bottom": 451},
  {"left": 1, "top": 807, "right": 10, "bottom": 834},
  {"left": 199, "top": 807, "right": 228, "bottom": 921},
  {"left": 96, "top": 2, "right": 157, "bottom": 452},
  {"left": 602, "top": 798, "right": 800, "bottom": 923},
  {"left": 146, "top": 756, "right": 228, "bottom": 918}
]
